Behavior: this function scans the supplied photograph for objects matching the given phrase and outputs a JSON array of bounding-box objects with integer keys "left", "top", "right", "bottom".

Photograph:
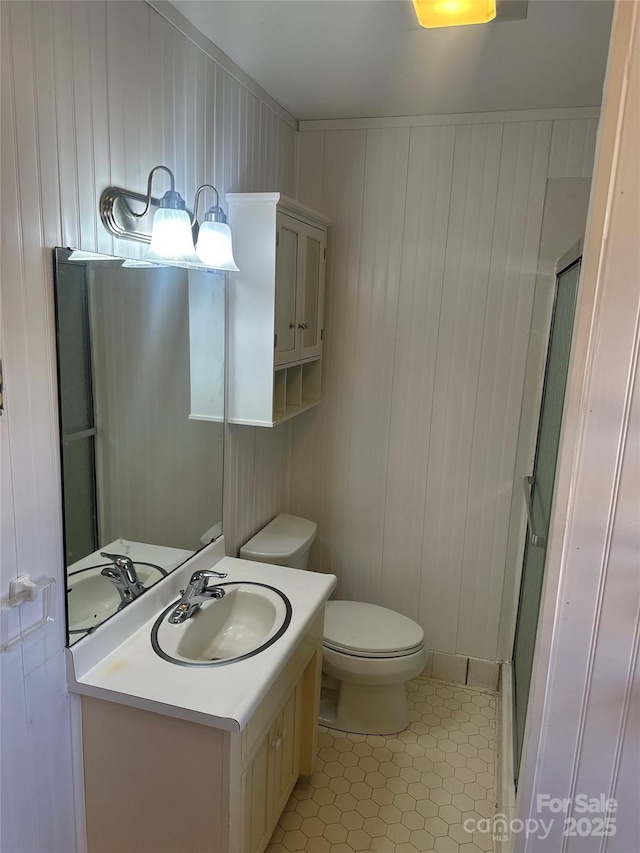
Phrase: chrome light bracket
[
  {"left": 100, "top": 185, "right": 195, "bottom": 244},
  {"left": 100, "top": 186, "right": 162, "bottom": 244}
]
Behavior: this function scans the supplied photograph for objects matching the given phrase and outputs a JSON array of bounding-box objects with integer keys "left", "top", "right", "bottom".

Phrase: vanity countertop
[{"left": 66, "top": 541, "right": 336, "bottom": 732}]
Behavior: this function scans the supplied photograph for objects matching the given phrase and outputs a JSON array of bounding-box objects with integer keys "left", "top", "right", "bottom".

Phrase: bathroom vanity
[{"left": 67, "top": 540, "right": 336, "bottom": 853}]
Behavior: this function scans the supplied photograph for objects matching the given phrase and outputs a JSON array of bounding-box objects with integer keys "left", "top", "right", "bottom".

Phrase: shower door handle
[{"left": 523, "top": 476, "right": 546, "bottom": 549}]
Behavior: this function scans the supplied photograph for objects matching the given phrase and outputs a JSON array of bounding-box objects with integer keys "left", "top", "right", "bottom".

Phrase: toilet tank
[{"left": 239, "top": 515, "right": 317, "bottom": 569}]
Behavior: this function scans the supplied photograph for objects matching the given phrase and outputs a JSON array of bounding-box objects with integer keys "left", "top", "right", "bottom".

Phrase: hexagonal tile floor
[{"left": 266, "top": 677, "right": 497, "bottom": 853}]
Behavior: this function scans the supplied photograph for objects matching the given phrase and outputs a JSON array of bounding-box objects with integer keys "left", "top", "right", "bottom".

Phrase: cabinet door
[
  {"left": 241, "top": 735, "right": 272, "bottom": 853},
  {"left": 240, "top": 686, "right": 302, "bottom": 853},
  {"left": 298, "top": 225, "right": 326, "bottom": 361},
  {"left": 275, "top": 213, "right": 304, "bottom": 367},
  {"left": 272, "top": 687, "right": 301, "bottom": 819}
]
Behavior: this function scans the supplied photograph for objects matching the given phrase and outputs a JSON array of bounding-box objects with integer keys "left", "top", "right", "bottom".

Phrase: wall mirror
[{"left": 53, "top": 248, "right": 225, "bottom": 645}]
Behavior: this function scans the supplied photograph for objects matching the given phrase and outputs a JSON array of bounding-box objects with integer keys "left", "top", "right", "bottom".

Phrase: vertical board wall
[
  {"left": 515, "top": 5, "right": 640, "bottom": 847},
  {"left": 293, "top": 111, "right": 599, "bottom": 663},
  {"left": 0, "top": 2, "right": 295, "bottom": 850}
]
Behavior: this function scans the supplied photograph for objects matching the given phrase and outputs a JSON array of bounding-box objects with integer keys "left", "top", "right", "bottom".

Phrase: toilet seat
[{"left": 323, "top": 601, "right": 424, "bottom": 659}]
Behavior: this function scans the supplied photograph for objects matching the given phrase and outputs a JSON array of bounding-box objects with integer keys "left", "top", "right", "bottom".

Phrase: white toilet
[{"left": 240, "top": 514, "right": 427, "bottom": 735}]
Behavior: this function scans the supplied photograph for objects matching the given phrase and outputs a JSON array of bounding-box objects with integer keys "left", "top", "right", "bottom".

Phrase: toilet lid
[{"left": 323, "top": 601, "right": 424, "bottom": 657}]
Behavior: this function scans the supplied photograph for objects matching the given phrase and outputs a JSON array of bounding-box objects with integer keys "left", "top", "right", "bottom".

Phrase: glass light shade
[
  {"left": 195, "top": 221, "right": 239, "bottom": 271},
  {"left": 413, "top": 0, "right": 496, "bottom": 28},
  {"left": 146, "top": 207, "right": 200, "bottom": 263}
]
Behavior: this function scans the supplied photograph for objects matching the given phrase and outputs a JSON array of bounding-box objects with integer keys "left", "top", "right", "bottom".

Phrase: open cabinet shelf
[{"left": 272, "top": 359, "right": 322, "bottom": 425}]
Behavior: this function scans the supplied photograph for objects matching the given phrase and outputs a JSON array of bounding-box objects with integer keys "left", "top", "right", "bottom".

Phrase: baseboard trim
[{"left": 421, "top": 650, "right": 500, "bottom": 691}]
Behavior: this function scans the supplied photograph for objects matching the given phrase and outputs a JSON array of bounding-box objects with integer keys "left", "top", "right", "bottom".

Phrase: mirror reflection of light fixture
[
  {"left": 67, "top": 250, "right": 124, "bottom": 262},
  {"left": 121, "top": 259, "right": 167, "bottom": 269},
  {"left": 192, "top": 184, "right": 239, "bottom": 272},
  {"left": 412, "top": 0, "right": 496, "bottom": 28},
  {"left": 99, "top": 167, "right": 238, "bottom": 271}
]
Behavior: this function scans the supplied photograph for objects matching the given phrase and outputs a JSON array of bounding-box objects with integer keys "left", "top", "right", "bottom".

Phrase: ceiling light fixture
[{"left": 412, "top": 0, "right": 496, "bottom": 28}]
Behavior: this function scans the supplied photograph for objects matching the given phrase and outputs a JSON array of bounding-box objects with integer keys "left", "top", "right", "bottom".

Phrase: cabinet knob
[
  {"left": 289, "top": 323, "right": 295, "bottom": 329},
  {"left": 298, "top": 323, "right": 309, "bottom": 330}
]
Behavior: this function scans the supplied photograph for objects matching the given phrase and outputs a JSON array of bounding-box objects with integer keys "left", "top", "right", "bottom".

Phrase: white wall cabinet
[{"left": 227, "top": 193, "right": 330, "bottom": 427}]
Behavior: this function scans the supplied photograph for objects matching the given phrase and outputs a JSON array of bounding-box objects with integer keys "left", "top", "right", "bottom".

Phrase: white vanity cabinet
[
  {"left": 80, "top": 612, "right": 323, "bottom": 853},
  {"left": 226, "top": 193, "right": 330, "bottom": 427}
]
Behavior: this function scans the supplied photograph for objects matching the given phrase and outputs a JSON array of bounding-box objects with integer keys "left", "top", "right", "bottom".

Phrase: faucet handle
[
  {"left": 190, "top": 569, "right": 228, "bottom": 584},
  {"left": 101, "top": 566, "right": 119, "bottom": 579},
  {"left": 100, "top": 552, "right": 133, "bottom": 566}
]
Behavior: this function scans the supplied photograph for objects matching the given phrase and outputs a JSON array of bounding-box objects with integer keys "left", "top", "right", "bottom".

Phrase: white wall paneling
[
  {"left": 293, "top": 110, "right": 598, "bottom": 662},
  {"left": 516, "top": 4, "right": 640, "bottom": 847},
  {"left": 342, "top": 127, "right": 410, "bottom": 605},
  {"left": 0, "top": 2, "right": 296, "bottom": 849},
  {"left": 381, "top": 124, "right": 455, "bottom": 626},
  {"left": 548, "top": 117, "right": 601, "bottom": 179},
  {"left": 223, "top": 424, "right": 291, "bottom": 557},
  {"left": 288, "top": 129, "right": 367, "bottom": 597}
]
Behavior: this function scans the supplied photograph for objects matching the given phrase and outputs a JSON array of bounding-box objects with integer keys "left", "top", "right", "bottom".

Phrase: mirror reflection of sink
[
  {"left": 151, "top": 582, "right": 292, "bottom": 667},
  {"left": 67, "top": 563, "right": 167, "bottom": 634}
]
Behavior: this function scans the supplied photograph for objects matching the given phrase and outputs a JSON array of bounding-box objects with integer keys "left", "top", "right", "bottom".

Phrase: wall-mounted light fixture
[
  {"left": 192, "top": 185, "right": 239, "bottom": 271},
  {"left": 100, "top": 166, "right": 237, "bottom": 270},
  {"left": 412, "top": 0, "right": 496, "bottom": 28}
]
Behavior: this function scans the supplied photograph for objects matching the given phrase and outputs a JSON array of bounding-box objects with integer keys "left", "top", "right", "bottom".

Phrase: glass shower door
[{"left": 512, "top": 246, "right": 582, "bottom": 781}]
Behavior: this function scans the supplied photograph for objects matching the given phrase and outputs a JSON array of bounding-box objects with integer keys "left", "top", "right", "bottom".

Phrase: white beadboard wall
[
  {"left": 517, "top": 7, "right": 640, "bottom": 846},
  {"left": 0, "top": 2, "right": 295, "bottom": 850},
  {"left": 292, "top": 110, "right": 599, "bottom": 663}
]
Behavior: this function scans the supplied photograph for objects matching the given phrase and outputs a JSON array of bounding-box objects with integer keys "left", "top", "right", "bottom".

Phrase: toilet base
[{"left": 319, "top": 681, "right": 410, "bottom": 735}]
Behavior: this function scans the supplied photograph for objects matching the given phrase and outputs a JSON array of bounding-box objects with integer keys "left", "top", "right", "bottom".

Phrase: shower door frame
[{"left": 511, "top": 239, "right": 583, "bottom": 786}]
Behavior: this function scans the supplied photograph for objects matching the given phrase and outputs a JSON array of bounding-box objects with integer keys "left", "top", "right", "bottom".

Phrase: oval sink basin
[
  {"left": 151, "top": 582, "right": 292, "bottom": 667},
  {"left": 67, "top": 563, "right": 167, "bottom": 634}
]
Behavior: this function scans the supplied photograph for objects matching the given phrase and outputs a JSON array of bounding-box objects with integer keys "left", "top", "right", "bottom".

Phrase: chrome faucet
[
  {"left": 168, "top": 569, "right": 228, "bottom": 624},
  {"left": 100, "top": 552, "right": 146, "bottom": 607}
]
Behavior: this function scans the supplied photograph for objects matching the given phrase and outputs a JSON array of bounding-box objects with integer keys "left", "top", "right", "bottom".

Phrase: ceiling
[{"left": 170, "top": 0, "right": 614, "bottom": 122}]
